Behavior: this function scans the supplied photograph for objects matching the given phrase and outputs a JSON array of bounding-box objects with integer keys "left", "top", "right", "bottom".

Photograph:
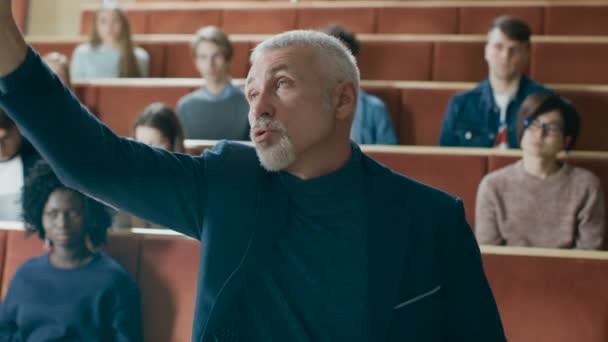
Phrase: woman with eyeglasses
[{"left": 475, "top": 92, "right": 605, "bottom": 249}]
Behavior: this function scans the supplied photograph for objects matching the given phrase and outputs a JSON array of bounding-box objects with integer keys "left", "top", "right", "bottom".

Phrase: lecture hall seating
[
  {"left": 60, "top": 79, "right": 608, "bottom": 152},
  {"left": 28, "top": 35, "right": 608, "bottom": 84},
  {"left": 0, "top": 223, "right": 605, "bottom": 342},
  {"left": 79, "top": 1, "right": 608, "bottom": 36}
]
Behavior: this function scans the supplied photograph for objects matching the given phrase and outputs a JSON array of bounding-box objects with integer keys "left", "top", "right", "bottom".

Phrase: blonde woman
[{"left": 70, "top": 6, "right": 149, "bottom": 80}]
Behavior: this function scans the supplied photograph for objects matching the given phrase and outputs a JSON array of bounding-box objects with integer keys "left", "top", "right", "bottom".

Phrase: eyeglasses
[{"left": 523, "top": 118, "right": 563, "bottom": 136}]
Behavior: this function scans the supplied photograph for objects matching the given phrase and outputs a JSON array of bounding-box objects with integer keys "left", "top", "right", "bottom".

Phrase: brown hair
[
  {"left": 191, "top": 26, "right": 234, "bottom": 61},
  {"left": 489, "top": 15, "right": 531, "bottom": 43},
  {"left": 89, "top": 7, "right": 142, "bottom": 78},
  {"left": 518, "top": 92, "right": 580, "bottom": 150},
  {"left": 133, "top": 103, "right": 185, "bottom": 153},
  {"left": 43, "top": 52, "right": 71, "bottom": 87}
]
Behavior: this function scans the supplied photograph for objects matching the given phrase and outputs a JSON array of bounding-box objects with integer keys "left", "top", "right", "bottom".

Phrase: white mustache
[{"left": 252, "top": 117, "right": 287, "bottom": 134}]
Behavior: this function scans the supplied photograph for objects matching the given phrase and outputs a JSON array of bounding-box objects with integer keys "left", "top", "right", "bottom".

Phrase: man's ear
[{"left": 333, "top": 81, "right": 357, "bottom": 121}]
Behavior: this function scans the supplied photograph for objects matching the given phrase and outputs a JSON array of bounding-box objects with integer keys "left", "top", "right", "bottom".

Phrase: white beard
[{"left": 251, "top": 118, "right": 296, "bottom": 171}]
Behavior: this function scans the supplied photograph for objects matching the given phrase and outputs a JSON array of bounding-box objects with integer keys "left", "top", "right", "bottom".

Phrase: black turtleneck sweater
[{"left": 217, "top": 146, "right": 369, "bottom": 342}]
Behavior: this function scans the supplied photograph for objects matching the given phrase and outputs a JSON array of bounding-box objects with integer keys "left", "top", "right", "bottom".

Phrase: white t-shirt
[
  {"left": 493, "top": 92, "right": 515, "bottom": 149},
  {"left": 0, "top": 155, "right": 24, "bottom": 221},
  {"left": 70, "top": 43, "right": 150, "bottom": 81},
  {"left": 494, "top": 94, "right": 511, "bottom": 126}
]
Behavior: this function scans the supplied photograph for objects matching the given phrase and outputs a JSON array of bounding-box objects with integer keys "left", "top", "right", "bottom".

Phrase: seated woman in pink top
[{"left": 475, "top": 92, "right": 605, "bottom": 249}]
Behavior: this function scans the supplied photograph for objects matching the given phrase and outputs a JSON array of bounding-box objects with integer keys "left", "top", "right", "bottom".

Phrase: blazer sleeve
[
  {"left": 440, "top": 199, "right": 506, "bottom": 341},
  {"left": 0, "top": 47, "right": 206, "bottom": 239}
]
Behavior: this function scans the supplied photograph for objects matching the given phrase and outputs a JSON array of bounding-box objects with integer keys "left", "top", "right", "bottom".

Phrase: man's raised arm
[
  {"left": 0, "top": 1, "right": 27, "bottom": 77},
  {"left": 0, "top": 2, "right": 207, "bottom": 238}
]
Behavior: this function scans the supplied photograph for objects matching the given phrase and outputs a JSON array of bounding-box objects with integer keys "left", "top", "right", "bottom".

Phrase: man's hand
[{"left": 0, "top": 0, "right": 27, "bottom": 77}]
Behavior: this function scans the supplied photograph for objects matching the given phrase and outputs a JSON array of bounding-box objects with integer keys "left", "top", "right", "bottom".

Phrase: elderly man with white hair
[{"left": 0, "top": 2, "right": 504, "bottom": 341}]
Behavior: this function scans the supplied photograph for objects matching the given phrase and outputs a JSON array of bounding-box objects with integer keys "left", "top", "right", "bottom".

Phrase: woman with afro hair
[{"left": 0, "top": 161, "right": 142, "bottom": 341}]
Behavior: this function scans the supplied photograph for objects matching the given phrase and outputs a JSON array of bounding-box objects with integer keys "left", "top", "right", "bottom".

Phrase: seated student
[
  {"left": 0, "top": 161, "right": 142, "bottom": 341},
  {"left": 43, "top": 52, "right": 71, "bottom": 87},
  {"left": 113, "top": 103, "right": 184, "bottom": 229},
  {"left": 322, "top": 25, "right": 398, "bottom": 145},
  {"left": 70, "top": 5, "right": 149, "bottom": 80},
  {"left": 177, "top": 26, "right": 249, "bottom": 140},
  {"left": 0, "top": 109, "right": 38, "bottom": 221},
  {"left": 475, "top": 92, "right": 605, "bottom": 249},
  {"left": 439, "top": 16, "right": 551, "bottom": 148}
]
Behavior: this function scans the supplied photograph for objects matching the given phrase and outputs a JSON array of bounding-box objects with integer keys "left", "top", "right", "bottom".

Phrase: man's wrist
[{"left": 0, "top": 19, "right": 28, "bottom": 77}]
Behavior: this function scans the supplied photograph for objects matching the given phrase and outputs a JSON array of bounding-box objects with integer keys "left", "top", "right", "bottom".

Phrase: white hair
[{"left": 250, "top": 30, "right": 360, "bottom": 91}]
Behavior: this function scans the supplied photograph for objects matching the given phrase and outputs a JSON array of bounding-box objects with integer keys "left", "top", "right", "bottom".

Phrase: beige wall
[{"left": 28, "top": 0, "right": 134, "bottom": 36}]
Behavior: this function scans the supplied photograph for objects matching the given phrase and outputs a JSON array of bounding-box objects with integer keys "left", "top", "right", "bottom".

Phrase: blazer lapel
[
  {"left": 364, "top": 156, "right": 413, "bottom": 342},
  {"left": 203, "top": 170, "right": 288, "bottom": 340}
]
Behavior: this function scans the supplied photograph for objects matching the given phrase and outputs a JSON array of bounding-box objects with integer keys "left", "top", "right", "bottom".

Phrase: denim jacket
[
  {"left": 439, "top": 76, "right": 551, "bottom": 148},
  {"left": 351, "top": 90, "right": 398, "bottom": 145}
]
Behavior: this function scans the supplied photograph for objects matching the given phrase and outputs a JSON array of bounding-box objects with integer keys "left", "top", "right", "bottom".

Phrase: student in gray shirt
[{"left": 177, "top": 26, "right": 249, "bottom": 141}]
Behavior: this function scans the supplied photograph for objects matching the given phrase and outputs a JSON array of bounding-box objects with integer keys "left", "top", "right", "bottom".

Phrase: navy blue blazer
[{"left": 0, "top": 48, "right": 506, "bottom": 342}]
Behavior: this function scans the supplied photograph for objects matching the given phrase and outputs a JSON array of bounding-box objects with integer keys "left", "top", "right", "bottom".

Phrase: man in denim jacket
[{"left": 439, "top": 16, "right": 551, "bottom": 148}]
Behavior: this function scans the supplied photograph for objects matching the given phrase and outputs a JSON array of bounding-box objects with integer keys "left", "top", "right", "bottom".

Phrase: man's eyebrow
[{"left": 246, "top": 64, "right": 291, "bottom": 88}]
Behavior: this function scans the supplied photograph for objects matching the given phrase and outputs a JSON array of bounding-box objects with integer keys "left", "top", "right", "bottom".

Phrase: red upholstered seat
[
  {"left": 357, "top": 41, "right": 433, "bottom": 81},
  {"left": 482, "top": 250, "right": 608, "bottom": 342},
  {"left": 366, "top": 150, "right": 487, "bottom": 227},
  {"left": 377, "top": 7, "right": 459, "bottom": 34},
  {"left": 545, "top": 6, "right": 608, "bottom": 36},
  {"left": 145, "top": 9, "right": 222, "bottom": 34},
  {"left": 92, "top": 83, "right": 196, "bottom": 136},
  {"left": 399, "top": 87, "right": 461, "bottom": 146},
  {"left": 459, "top": 6, "right": 544, "bottom": 34},
  {"left": 137, "top": 234, "right": 199, "bottom": 342},
  {"left": 222, "top": 8, "right": 297, "bottom": 34},
  {"left": 531, "top": 41, "right": 608, "bottom": 84},
  {"left": 297, "top": 7, "right": 376, "bottom": 33},
  {"left": 432, "top": 41, "right": 487, "bottom": 82}
]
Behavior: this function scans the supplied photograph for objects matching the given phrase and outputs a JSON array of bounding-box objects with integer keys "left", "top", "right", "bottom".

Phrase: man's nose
[{"left": 250, "top": 91, "right": 274, "bottom": 120}]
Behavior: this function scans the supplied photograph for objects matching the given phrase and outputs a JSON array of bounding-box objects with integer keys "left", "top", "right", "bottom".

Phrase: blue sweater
[{"left": 0, "top": 252, "right": 142, "bottom": 342}]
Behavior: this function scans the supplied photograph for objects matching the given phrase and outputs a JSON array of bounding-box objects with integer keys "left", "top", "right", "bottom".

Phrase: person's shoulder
[
  {"left": 364, "top": 154, "right": 459, "bottom": 209},
  {"left": 227, "top": 82, "right": 248, "bottom": 100},
  {"left": 177, "top": 89, "right": 204, "bottom": 107},
  {"left": 73, "top": 43, "right": 94, "bottom": 55},
  {"left": 94, "top": 253, "right": 137, "bottom": 286},
  {"left": 452, "top": 81, "right": 487, "bottom": 101},
  {"left": 566, "top": 163, "right": 602, "bottom": 187},
  {"left": 481, "top": 162, "right": 520, "bottom": 188},
  {"left": 360, "top": 91, "right": 385, "bottom": 106},
  {"left": 523, "top": 76, "right": 552, "bottom": 93},
  {"left": 13, "top": 254, "right": 48, "bottom": 277}
]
